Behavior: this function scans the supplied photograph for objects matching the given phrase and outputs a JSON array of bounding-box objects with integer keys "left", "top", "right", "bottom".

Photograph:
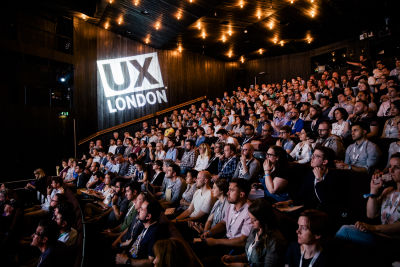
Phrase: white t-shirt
[{"left": 190, "top": 188, "right": 214, "bottom": 218}]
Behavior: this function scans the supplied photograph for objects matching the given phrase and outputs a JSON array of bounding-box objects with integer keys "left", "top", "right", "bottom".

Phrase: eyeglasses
[
  {"left": 279, "top": 132, "right": 287, "bottom": 135},
  {"left": 267, "top": 153, "right": 277, "bottom": 158}
]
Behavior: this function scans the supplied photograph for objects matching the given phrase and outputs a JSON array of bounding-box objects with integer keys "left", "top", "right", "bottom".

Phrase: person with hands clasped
[{"left": 335, "top": 152, "right": 400, "bottom": 261}]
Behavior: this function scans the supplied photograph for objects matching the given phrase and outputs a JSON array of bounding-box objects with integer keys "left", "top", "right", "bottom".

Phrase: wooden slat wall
[{"left": 73, "top": 18, "right": 238, "bottom": 138}]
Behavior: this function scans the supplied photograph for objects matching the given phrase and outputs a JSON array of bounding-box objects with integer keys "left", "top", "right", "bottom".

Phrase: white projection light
[{"left": 97, "top": 52, "right": 168, "bottom": 113}]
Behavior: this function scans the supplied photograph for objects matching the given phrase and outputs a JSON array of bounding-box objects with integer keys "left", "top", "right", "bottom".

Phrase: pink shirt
[{"left": 223, "top": 202, "right": 252, "bottom": 239}]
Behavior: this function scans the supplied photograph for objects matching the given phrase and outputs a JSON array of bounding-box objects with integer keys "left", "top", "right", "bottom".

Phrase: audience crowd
[{"left": 1, "top": 56, "right": 400, "bottom": 266}]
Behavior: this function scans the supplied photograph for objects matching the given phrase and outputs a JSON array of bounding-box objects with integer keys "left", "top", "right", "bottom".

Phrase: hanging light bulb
[
  {"left": 197, "top": 21, "right": 201, "bottom": 30},
  {"left": 176, "top": 10, "right": 182, "bottom": 20},
  {"left": 201, "top": 30, "right": 206, "bottom": 39},
  {"left": 272, "top": 36, "right": 278, "bottom": 44},
  {"left": 240, "top": 56, "right": 245, "bottom": 63},
  {"left": 280, "top": 40, "right": 285, "bottom": 46},
  {"left": 239, "top": 0, "right": 244, "bottom": 8},
  {"left": 177, "top": 44, "right": 183, "bottom": 53},
  {"left": 155, "top": 22, "right": 161, "bottom": 30},
  {"left": 258, "top": 48, "right": 264, "bottom": 55},
  {"left": 227, "top": 49, "right": 233, "bottom": 58},
  {"left": 256, "top": 10, "right": 261, "bottom": 19},
  {"left": 268, "top": 20, "right": 274, "bottom": 30},
  {"left": 117, "top": 15, "right": 123, "bottom": 25},
  {"left": 104, "top": 21, "right": 110, "bottom": 29},
  {"left": 221, "top": 34, "right": 226, "bottom": 42},
  {"left": 133, "top": 0, "right": 139, "bottom": 6}
]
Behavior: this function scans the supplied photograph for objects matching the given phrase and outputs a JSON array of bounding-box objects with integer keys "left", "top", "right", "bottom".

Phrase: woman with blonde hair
[
  {"left": 194, "top": 143, "right": 211, "bottom": 171},
  {"left": 153, "top": 238, "right": 203, "bottom": 267},
  {"left": 24, "top": 168, "right": 47, "bottom": 204}
]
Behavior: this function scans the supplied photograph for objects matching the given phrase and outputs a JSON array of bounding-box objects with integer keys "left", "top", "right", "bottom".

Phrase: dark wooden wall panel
[{"left": 73, "top": 18, "right": 238, "bottom": 135}]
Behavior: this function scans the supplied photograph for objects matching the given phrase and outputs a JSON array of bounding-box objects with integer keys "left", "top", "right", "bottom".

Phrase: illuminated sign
[{"left": 97, "top": 52, "right": 167, "bottom": 113}]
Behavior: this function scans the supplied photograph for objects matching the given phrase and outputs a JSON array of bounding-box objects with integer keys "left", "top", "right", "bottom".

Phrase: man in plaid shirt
[
  {"left": 212, "top": 143, "right": 238, "bottom": 182},
  {"left": 178, "top": 139, "right": 198, "bottom": 175}
]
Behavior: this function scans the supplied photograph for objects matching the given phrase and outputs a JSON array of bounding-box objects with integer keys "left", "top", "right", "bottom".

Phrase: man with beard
[
  {"left": 328, "top": 92, "right": 354, "bottom": 120},
  {"left": 336, "top": 122, "right": 380, "bottom": 173},
  {"left": 173, "top": 171, "right": 214, "bottom": 222},
  {"left": 285, "top": 107, "right": 304, "bottom": 136},
  {"left": 348, "top": 100, "right": 379, "bottom": 138},
  {"left": 232, "top": 143, "right": 261, "bottom": 182},
  {"left": 212, "top": 144, "right": 238, "bottom": 182},
  {"left": 240, "top": 124, "right": 257, "bottom": 146},
  {"left": 221, "top": 116, "right": 233, "bottom": 131},
  {"left": 201, "top": 178, "right": 252, "bottom": 249},
  {"left": 115, "top": 199, "right": 163, "bottom": 266},
  {"left": 315, "top": 121, "right": 345, "bottom": 160},
  {"left": 304, "top": 105, "right": 323, "bottom": 139},
  {"left": 157, "top": 163, "right": 183, "bottom": 207},
  {"left": 256, "top": 111, "right": 269, "bottom": 135},
  {"left": 177, "top": 139, "right": 198, "bottom": 175}
]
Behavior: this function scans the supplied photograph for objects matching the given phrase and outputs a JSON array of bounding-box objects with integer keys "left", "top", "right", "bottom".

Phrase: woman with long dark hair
[
  {"left": 221, "top": 198, "right": 286, "bottom": 267},
  {"left": 262, "top": 145, "right": 291, "bottom": 203}
]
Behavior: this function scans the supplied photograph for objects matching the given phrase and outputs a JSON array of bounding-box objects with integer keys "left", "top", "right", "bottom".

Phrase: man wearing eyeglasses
[
  {"left": 285, "top": 107, "right": 304, "bottom": 136},
  {"left": 315, "top": 120, "right": 345, "bottom": 160},
  {"left": 232, "top": 143, "right": 261, "bottom": 182}
]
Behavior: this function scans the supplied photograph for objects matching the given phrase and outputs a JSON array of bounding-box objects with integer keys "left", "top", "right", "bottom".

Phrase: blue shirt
[
  {"left": 285, "top": 119, "right": 304, "bottom": 134},
  {"left": 165, "top": 148, "right": 178, "bottom": 162}
]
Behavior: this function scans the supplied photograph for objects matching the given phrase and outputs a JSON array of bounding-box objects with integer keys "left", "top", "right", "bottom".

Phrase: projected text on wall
[{"left": 97, "top": 52, "right": 167, "bottom": 113}]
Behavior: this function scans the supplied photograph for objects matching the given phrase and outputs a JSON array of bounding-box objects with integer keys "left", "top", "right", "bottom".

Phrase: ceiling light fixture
[
  {"left": 104, "top": 21, "right": 110, "bottom": 30},
  {"left": 280, "top": 40, "right": 285, "bottom": 46},
  {"left": 145, "top": 35, "right": 150, "bottom": 44},
  {"left": 272, "top": 36, "right": 278, "bottom": 44},
  {"left": 239, "top": 0, "right": 244, "bottom": 8},
  {"left": 155, "top": 22, "right": 161, "bottom": 30},
  {"left": 268, "top": 20, "right": 274, "bottom": 30},
  {"left": 197, "top": 21, "right": 201, "bottom": 30},
  {"left": 117, "top": 15, "right": 123, "bottom": 25},
  {"left": 178, "top": 44, "right": 183, "bottom": 53},
  {"left": 221, "top": 34, "right": 226, "bottom": 42},
  {"left": 258, "top": 48, "right": 264, "bottom": 55},
  {"left": 133, "top": 0, "right": 139, "bottom": 6},
  {"left": 201, "top": 30, "right": 206, "bottom": 39},
  {"left": 228, "top": 28, "right": 232, "bottom": 36},
  {"left": 176, "top": 10, "right": 182, "bottom": 20},
  {"left": 240, "top": 56, "right": 245, "bottom": 63},
  {"left": 256, "top": 10, "right": 261, "bottom": 19},
  {"left": 109, "top": 0, "right": 113, "bottom": 4},
  {"left": 81, "top": 14, "right": 88, "bottom": 21},
  {"left": 227, "top": 49, "right": 233, "bottom": 58}
]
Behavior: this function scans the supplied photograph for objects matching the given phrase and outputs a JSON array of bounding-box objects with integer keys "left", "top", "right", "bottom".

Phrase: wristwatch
[{"left": 363, "top": 193, "right": 378, "bottom": 199}]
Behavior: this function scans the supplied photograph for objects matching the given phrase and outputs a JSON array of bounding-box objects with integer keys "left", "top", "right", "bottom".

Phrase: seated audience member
[
  {"left": 178, "top": 139, "right": 198, "bottom": 175},
  {"left": 157, "top": 163, "right": 183, "bottom": 207},
  {"left": 262, "top": 146, "right": 290, "bottom": 203},
  {"left": 349, "top": 100, "right": 379, "bottom": 138},
  {"left": 387, "top": 122, "right": 400, "bottom": 166},
  {"left": 145, "top": 160, "right": 165, "bottom": 192},
  {"left": 25, "top": 177, "right": 64, "bottom": 217},
  {"left": 116, "top": 154, "right": 130, "bottom": 178},
  {"left": 285, "top": 210, "right": 329, "bottom": 267},
  {"left": 106, "top": 181, "right": 130, "bottom": 227},
  {"left": 315, "top": 120, "right": 345, "bottom": 160},
  {"left": 221, "top": 198, "right": 287, "bottom": 267},
  {"left": 110, "top": 192, "right": 146, "bottom": 249},
  {"left": 153, "top": 238, "right": 203, "bottom": 267},
  {"left": 131, "top": 160, "right": 147, "bottom": 184},
  {"left": 85, "top": 162, "right": 101, "bottom": 188},
  {"left": 233, "top": 143, "right": 261, "bottom": 182},
  {"left": 137, "top": 140, "right": 152, "bottom": 164},
  {"left": 201, "top": 178, "right": 252, "bottom": 249},
  {"left": 293, "top": 146, "right": 345, "bottom": 221},
  {"left": 335, "top": 153, "right": 400, "bottom": 260},
  {"left": 108, "top": 138, "right": 117, "bottom": 154},
  {"left": 60, "top": 158, "right": 73, "bottom": 180},
  {"left": 177, "top": 170, "right": 197, "bottom": 212},
  {"left": 336, "top": 122, "right": 380, "bottom": 173},
  {"left": 165, "top": 138, "right": 178, "bottom": 162},
  {"left": 54, "top": 202, "right": 77, "bottom": 247},
  {"left": 86, "top": 171, "right": 103, "bottom": 189},
  {"left": 331, "top": 108, "right": 350, "bottom": 139},
  {"left": 74, "top": 163, "right": 88, "bottom": 189},
  {"left": 115, "top": 139, "right": 126, "bottom": 156},
  {"left": 189, "top": 179, "right": 229, "bottom": 234},
  {"left": 231, "top": 115, "right": 245, "bottom": 138},
  {"left": 285, "top": 107, "right": 304, "bottom": 136},
  {"left": 217, "top": 129, "right": 240, "bottom": 150},
  {"left": 206, "top": 142, "right": 224, "bottom": 174},
  {"left": 115, "top": 199, "right": 164, "bottom": 266},
  {"left": 30, "top": 219, "right": 68, "bottom": 267},
  {"left": 241, "top": 124, "right": 257, "bottom": 146},
  {"left": 195, "top": 127, "right": 206, "bottom": 147},
  {"left": 305, "top": 105, "right": 323, "bottom": 139},
  {"left": 290, "top": 129, "right": 313, "bottom": 164},
  {"left": 381, "top": 100, "right": 400, "bottom": 139},
  {"left": 377, "top": 85, "right": 400, "bottom": 117},
  {"left": 212, "top": 144, "right": 238, "bottom": 182},
  {"left": 195, "top": 143, "right": 211, "bottom": 172},
  {"left": 271, "top": 106, "right": 288, "bottom": 137},
  {"left": 276, "top": 126, "right": 295, "bottom": 154},
  {"left": 259, "top": 123, "right": 277, "bottom": 151},
  {"left": 174, "top": 171, "right": 214, "bottom": 223},
  {"left": 24, "top": 168, "right": 47, "bottom": 204}
]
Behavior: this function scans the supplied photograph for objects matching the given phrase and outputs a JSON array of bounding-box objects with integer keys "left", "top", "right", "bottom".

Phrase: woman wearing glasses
[{"left": 261, "top": 146, "right": 290, "bottom": 203}]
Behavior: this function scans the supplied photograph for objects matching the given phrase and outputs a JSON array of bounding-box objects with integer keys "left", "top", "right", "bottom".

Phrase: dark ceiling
[{"left": 12, "top": 0, "right": 400, "bottom": 61}]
